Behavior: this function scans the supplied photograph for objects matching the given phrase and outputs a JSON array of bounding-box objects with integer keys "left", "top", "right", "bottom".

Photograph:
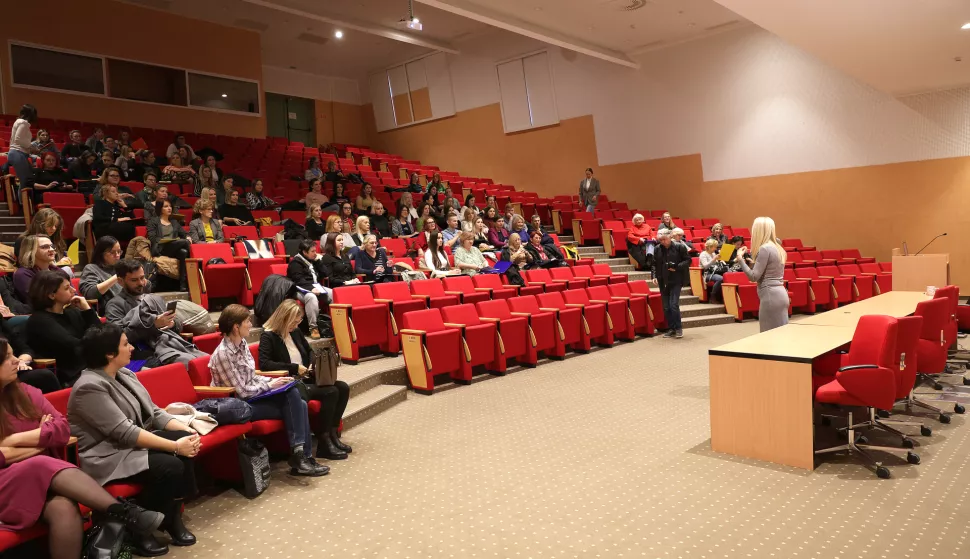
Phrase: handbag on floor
[
  {"left": 237, "top": 438, "right": 271, "bottom": 499},
  {"left": 84, "top": 518, "right": 132, "bottom": 559},
  {"left": 309, "top": 338, "right": 340, "bottom": 386}
]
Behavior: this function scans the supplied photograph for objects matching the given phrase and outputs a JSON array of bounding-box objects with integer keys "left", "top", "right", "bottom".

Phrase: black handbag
[
  {"left": 237, "top": 438, "right": 271, "bottom": 499},
  {"left": 84, "top": 519, "right": 131, "bottom": 559}
]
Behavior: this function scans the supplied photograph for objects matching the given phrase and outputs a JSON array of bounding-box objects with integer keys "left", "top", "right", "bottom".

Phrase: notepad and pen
[{"left": 246, "top": 380, "right": 296, "bottom": 402}]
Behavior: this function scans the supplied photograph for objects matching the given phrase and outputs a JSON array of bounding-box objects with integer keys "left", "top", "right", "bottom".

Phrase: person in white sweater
[
  {"left": 7, "top": 104, "right": 38, "bottom": 193},
  {"left": 698, "top": 239, "right": 726, "bottom": 303}
]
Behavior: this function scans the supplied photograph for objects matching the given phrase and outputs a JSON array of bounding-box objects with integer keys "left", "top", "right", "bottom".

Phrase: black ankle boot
[
  {"left": 315, "top": 434, "right": 348, "bottom": 460},
  {"left": 162, "top": 501, "right": 196, "bottom": 547},
  {"left": 128, "top": 530, "right": 169, "bottom": 557},
  {"left": 105, "top": 498, "right": 165, "bottom": 535},
  {"left": 330, "top": 428, "right": 352, "bottom": 453}
]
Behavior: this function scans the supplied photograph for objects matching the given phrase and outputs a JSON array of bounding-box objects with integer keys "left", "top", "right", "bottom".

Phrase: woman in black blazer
[
  {"left": 320, "top": 233, "right": 357, "bottom": 287},
  {"left": 259, "top": 300, "right": 351, "bottom": 460}
]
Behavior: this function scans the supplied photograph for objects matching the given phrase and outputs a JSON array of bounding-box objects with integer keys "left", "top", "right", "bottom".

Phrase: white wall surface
[{"left": 262, "top": 65, "right": 361, "bottom": 105}]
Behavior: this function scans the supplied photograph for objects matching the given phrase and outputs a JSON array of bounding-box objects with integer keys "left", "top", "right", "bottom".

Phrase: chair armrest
[
  {"left": 86, "top": 299, "right": 99, "bottom": 306},
  {"left": 510, "top": 312, "right": 532, "bottom": 317},
  {"left": 539, "top": 308, "right": 559, "bottom": 313},
  {"left": 258, "top": 370, "right": 288, "bottom": 378},
  {"left": 400, "top": 328, "right": 427, "bottom": 336},
  {"left": 611, "top": 296, "right": 630, "bottom": 300},
  {"left": 838, "top": 364, "right": 879, "bottom": 372},
  {"left": 195, "top": 386, "right": 234, "bottom": 397},
  {"left": 374, "top": 298, "right": 393, "bottom": 304},
  {"left": 817, "top": 276, "right": 834, "bottom": 280},
  {"left": 444, "top": 291, "right": 463, "bottom": 296},
  {"left": 180, "top": 332, "right": 194, "bottom": 341},
  {"left": 479, "top": 317, "right": 500, "bottom": 323},
  {"left": 34, "top": 358, "right": 56, "bottom": 368},
  {"left": 474, "top": 288, "right": 492, "bottom": 292},
  {"left": 590, "top": 299, "right": 610, "bottom": 304},
  {"left": 443, "top": 322, "right": 466, "bottom": 328},
  {"left": 411, "top": 294, "right": 429, "bottom": 300},
  {"left": 564, "top": 303, "right": 585, "bottom": 308},
  {"left": 527, "top": 282, "right": 544, "bottom": 286},
  {"left": 329, "top": 303, "right": 352, "bottom": 309}
]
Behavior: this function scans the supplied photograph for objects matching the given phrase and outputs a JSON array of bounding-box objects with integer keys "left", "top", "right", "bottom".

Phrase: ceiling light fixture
[
  {"left": 221, "top": 94, "right": 228, "bottom": 98},
  {"left": 334, "top": 30, "right": 344, "bottom": 38},
  {"left": 399, "top": 0, "right": 423, "bottom": 31},
  {"left": 962, "top": 22, "right": 970, "bottom": 30}
]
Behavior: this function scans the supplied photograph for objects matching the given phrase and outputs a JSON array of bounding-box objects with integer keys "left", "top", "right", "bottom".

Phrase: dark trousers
[
  {"left": 17, "top": 368, "right": 61, "bottom": 393},
  {"left": 305, "top": 380, "right": 350, "bottom": 432},
  {"left": 661, "top": 282, "right": 683, "bottom": 331},
  {"left": 708, "top": 274, "right": 724, "bottom": 303},
  {"left": 249, "top": 385, "right": 312, "bottom": 453},
  {"left": 7, "top": 150, "right": 33, "bottom": 192},
  {"left": 159, "top": 239, "right": 191, "bottom": 288},
  {"left": 122, "top": 430, "right": 197, "bottom": 515}
]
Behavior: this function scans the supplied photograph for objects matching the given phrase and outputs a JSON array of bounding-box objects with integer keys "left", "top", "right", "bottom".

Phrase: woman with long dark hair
[
  {"left": 147, "top": 199, "right": 191, "bottom": 291},
  {"left": 320, "top": 233, "right": 357, "bottom": 287},
  {"left": 79, "top": 236, "right": 123, "bottom": 310}
]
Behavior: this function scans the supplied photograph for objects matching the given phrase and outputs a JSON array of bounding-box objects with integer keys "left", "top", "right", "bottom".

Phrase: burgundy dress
[{"left": 0, "top": 383, "right": 75, "bottom": 531}]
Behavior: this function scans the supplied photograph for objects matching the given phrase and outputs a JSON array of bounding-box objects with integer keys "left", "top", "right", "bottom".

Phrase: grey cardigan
[
  {"left": 68, "top": 367, "right": 177, "bottom": 485},
  {"left": 146, "top": 217, "right": 188, "bottom": 256},
  {"left": 79, "top": 263, "right": 124, "bottom": 306},
  {"left": 188, "top": 217, "right": 224, "bottom": 244}
]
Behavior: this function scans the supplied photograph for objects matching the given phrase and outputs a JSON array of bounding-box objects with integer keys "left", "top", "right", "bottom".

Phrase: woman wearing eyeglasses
[{"left": 79, "top": 236, "right": 124, "bottom": 311}]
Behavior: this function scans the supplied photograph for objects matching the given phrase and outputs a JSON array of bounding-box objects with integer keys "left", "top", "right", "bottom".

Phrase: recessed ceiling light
[
  {"left": 334, "top": 30, "right": 344, "bottom": 38},
  {"left": 221, "top": 94, "right": 228, "bottom": 98},
  {"left": 412, "top": 17, "right": 420, "bottom": 23},
  {"left": 962, "top": 23, "right": 970, "bottom": 30}
]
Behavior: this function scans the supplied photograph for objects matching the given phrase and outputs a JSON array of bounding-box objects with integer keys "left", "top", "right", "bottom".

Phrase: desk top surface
[{"left": 709, "top": 291, "right": 929, "bottom": 362}]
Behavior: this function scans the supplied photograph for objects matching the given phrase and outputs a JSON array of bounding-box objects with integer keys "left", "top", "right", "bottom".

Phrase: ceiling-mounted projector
[{"left": 398, "top": 17, "right": 422, "bottom": 31}]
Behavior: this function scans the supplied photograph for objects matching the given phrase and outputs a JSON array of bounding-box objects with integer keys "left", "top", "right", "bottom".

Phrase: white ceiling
[{"left": 714, "top": 0, "right": 970, "bottom": 95}]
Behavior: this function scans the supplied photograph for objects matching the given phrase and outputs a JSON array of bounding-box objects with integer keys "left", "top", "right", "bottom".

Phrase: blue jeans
[
  {"left": 250, "top": 385, "right": 312, "bottom": 456},
  {"left": 662, "top": 283, "right": 682, "bottom": 331},
  {"left": 586, "top": 204, "right": 595, "bottom": 213},
  {"left": 7, "top": 150, "right": 33, "bottom": 192},
  {"left": 709, "top": 274, "right": 724, "bottom": 302}
]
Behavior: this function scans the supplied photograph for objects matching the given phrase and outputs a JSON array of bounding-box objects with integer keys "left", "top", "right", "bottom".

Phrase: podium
[{"left": 891, "top": 253, "right": 949, "bottom": 292}]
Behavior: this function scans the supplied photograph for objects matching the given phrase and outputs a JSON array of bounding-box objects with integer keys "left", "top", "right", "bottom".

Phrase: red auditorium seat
[
  {"left": 859, "top": 262, "right": 892, "bottom": 293},
  {"left": 781, "top": 238, "right": 815, "bottom": 251},
  {"left": 601, "top": 220, "right": 628, "bottom": 257},
  {"left": 476, "top": 299, "right": 538, "bottom": 367},
  {"left": 441, "top": 304, "right": 502, "bottom": 376},
  {"left": 223, "top": 225, "right": 259, "bottom": 240},
  {"left": 584, "top": 285, "right": 636, "bottom": 341},
  {"left": 817, "top": 264, "right": 869, "bottom": 302},
  {"left": 608, "top": 282, "right": 656, "bottom": 336},
  {"left": 410, "top": 279, "right": 461, "bottom": 308},
  {"left": 720, "top": 271, "right": 761, "bottom": 322},
  {"left": 506, "top": 295, "right": 567, "bottom": 359},
  {"left": 372, "top": 282, "right": 428, "bottom": 333},
  {"left": 540, "top": 290, "right": 610, "bottom": 348},
  {"left": 627, "top": 280, "right": 666, "bottom": 331},
  {"left": 441, "top": 275, "right": 491, "bottom": 304},
  {"left": 821, "top": 250, "right": 851, "bottom": 265},
  {"left": 838, "top": 263, "right": 882, "bottom": 296},
  {"left": 792, "top": 267, "right": 837, "bottom": 311},
  {"left": 331, "top": 285, "right": 398, "bottom": 363},
  {"left": 400, "top": 308, "right": 466, "bottom": 394},
  {"left": 591, "top": 263, "right": 628, "bottom": 284},
  {"left": 472, "top": 273, "right": 530, "bottom": 298},
  {"left": 782, "top": 269, "right": 813, "bottom": 314},
  {"left": 796, "top": 266, "right": 850, "bottom": 307},
  {"left": 570, "top": 265, "right": 610, "bottom": 287},
  {"left": 187, "top": 243, "right": 253, "bottom": 308},
  {"left": 193, "top": 332, "right": 223, "bottom": 354},
  {"left": 800, "top": 250, "right": 836, "bottom": 266},
  {"left": 522, "top": 268, "right": 566, "bottom": 292},
  {"left": 548, "top": 266, "right": 589, "bottom": 289}
]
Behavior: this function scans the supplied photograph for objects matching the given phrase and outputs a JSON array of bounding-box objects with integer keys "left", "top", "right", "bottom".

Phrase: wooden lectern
[{"left": 891, "top": 253, "right": 949, "bottom": 292}]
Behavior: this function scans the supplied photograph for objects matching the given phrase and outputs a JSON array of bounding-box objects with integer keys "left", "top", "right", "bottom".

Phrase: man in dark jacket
[{"left": 653, "top": 229, "right": 690, "bottom": 338}]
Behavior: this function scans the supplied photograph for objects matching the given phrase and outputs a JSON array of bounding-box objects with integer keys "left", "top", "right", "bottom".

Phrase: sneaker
[
  {"left": 663, "top": 330, "right": 675, "bottom": 338},
  {"left": 675, "top": 329, "right": 684, "bottom": 338}
]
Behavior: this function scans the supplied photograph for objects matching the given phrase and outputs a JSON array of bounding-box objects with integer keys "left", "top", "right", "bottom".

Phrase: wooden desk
[{"left": 708, "top": 291, "right": 928, "bottom": 469}]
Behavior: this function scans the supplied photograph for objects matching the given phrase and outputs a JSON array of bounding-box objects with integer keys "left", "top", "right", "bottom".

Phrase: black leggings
[
  {"left": 119, "top": 430, "right": 197, "bottom": 515},
  {"left": 159, "top": 239, "right": 191, "bottom": 286},
  {"left": 306, "top": 380, "right": 350, "bottom": 432},
  {"left": 18, "top": 368, "right": 61, "bottom": 393}
]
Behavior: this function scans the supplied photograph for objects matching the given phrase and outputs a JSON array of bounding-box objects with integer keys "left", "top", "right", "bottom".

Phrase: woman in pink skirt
[{"left": 0, "top": 337, "right": 163, "bottom": 559}]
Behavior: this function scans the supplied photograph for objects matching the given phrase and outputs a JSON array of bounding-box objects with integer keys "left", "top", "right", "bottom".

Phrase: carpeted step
[
  {"left": 558, "top": 235, "right": 576, "bottom": 243},
  {"left": 681, "top": 314, "right": 737, "bottom": 328},
  {"left": 576, "top": 245, "right": 605, "bottom": 254},
  {"left": 594, "top": 257, "right": 628, "bottom": 266},
  {"left": 339, "top": 356, "right": 408, "bottom": 398},
  {"left": 609, "top": 265, "right": 636, "bottom": 273},
  {"left": 680, "top": 304, "right": 729, "bottom": 318},
  {"left": 342, "top": 384, "right": 408, "bottom": 430}
]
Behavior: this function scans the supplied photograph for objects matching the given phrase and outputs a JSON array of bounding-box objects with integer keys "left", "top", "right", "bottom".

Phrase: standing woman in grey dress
[{"left": 736, "top": 217, "right": 789, "bottom": 332}]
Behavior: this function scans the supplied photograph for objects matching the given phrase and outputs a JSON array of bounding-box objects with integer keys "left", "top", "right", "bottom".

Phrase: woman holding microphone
[{"left": 736, "top": 217, "right": 789, "bottom": 332}]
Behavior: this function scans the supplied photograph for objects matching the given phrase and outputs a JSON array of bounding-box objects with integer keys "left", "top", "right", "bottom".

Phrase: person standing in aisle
[
  {"left": 652, "top": 229, "right": 690, "bottom": 338},
  {"left": 736, "top": 217, "right": 789, "bottom": 332},
  {"left": 579, "top": 168, "right": 600, "bottom": 213}
]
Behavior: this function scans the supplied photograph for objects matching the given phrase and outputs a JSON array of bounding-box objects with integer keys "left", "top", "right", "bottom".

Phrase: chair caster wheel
[
  {"left": 876, "top": 466, "right": 891, "bottom": 479},
  {"left": 921, "top": 425, "right": 933, "bottom": 437},
  {"left": 933, "top": 382, "right": 943, "bottom": 390},
  {"left": 856, "top": 435, "right": 869, "bottom": 445},
  {"left": 902, "top": 437, "right": 914, "bottom": 449},
  {"left": 907, "top": 452, "right": 920, "bottom": 465},
  {"left": 955, "top": 403, "right": 966, "bottom": 414},
  {"left": 964, "top": 376, "right": 970, "bottom": 386},
  {"left": 939, "top": 413, "right": 951, "bottom": 424},
  {"left": 876, "top": 409, "right": 891, "bottom": 419}
]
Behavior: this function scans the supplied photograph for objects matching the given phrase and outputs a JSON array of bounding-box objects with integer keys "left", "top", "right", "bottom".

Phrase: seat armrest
[
  {"left": 374, "top": 298, "right": 394, "bottom": 304},
  {"left": 195, "top": 386, "right": 234, "bottom": 397},
  {"left": 564, "top": 303, "right": 585, "bottom": 308},
  {"left": 329, "top": 303, "right": 352, "bottom": 309},
  {"left": 838, "top": 364, "right": 879, "bottom": 372},
  {"left": 510, "top": 312, "right": 532, "bottom": 317},
  {"left": 527, "top": 282, "right": 544, "bottom": 286},
  {"left": 444, "top": 291, "right": 463, "bottom": 296},
  {"left": 611, "top": 296, "right": 630, "bottom": 300},
  {"left": 34, "top": 358, "right": 56, "bottom": 368},
  {"left": 479, "top": 317, "right": 500, "bottom": 323},
  {"left": 590, "top": 299, "right": 610, "bottom": 304},
  {"left": 400, "top": 328, "right": 427, "bottom": 336},
  {"left": 474, "top": 288, "right": 492, "bottom": 292},
  {"left": 257, "top": 370, "right": 288, "bottom": 378},
  {"left": 411, "top": 294, "right": 429, "bottom": 300},
  {"left": 180, "top": 332, "right": 194, "bottom": 341},
  {"left": 443, "top": 322, "right": 466, "bottom": 328},
  {"left": 539, "top": 307, "right": 559, "bottom": 313}
]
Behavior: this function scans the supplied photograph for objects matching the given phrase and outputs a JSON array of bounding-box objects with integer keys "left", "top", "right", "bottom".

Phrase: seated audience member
[
  {"left": 201, "top": 155, "right": 221, "bottom": 184},
  {"left": 117, "top": 130, "right": 132, "bottom": 147},
  {"left": 247, "top": 178, "right": 277, "bottom": 210},
  {"left": 415, "top": 203, "right": 436, "bottom": 233},
  {"left": 209, "top": 305, "right": 329, "bottom": 476},
  {"left": 670, "top": 227, "right": 694, "bottom": 255},
  {"left": 215, "top": 176, "right": 235, "bottom": 206},
  {"left": 626, "top": 213, "right": 655, "bottom": 270},
  {"left": 464, "top": 194, "right": 480, "bottom": 217},
  {"left": 657, "top": 212, "right": 675, "bottom": 233},
  {"left": 399, "top": 192, "right": 419, "bottom": 220},
  {"left": 460, "top": 207, "right": 476, "bottom": 233},
  {"left": 15, "top": 208, "right": 71, "bottom": 267},
  {"left": 195, "top": 165, "right": 218, "bottom": 196},
  {"left": 422, "top": 184, "right": 441, "bottom": 212},
  {"left": 355, "top": 183, "right": 376, "bottom": 214},
  {"left": 99, "top": 136, "right": 119, "bottom": 158},
  {"left": 369, "top": 201, "right": 391, "bottom": 239},
  {"left": 93, "top": 151, "right": 114, "bottom": 177},
  {"left": 287, "top": 239, "right": 332, "bottom": 339},
  {"left": 320, "top": 233, "right": 357, "bottom": 287},
  {"left": 0, "top": 278, "right": 56, "bottom": 392},
  {"left": 0, "top": 336, "right": 166, "bottom": 559},
  {"left": 527, "top": 214, "right": 552, "bottom": 240},
  {"left": 188, "top": 200, "right": 224, "bottom": 243},
  {"left": 220, "top": 189, "right": 255, "bottom": 226},
  {"left": 408, "top": 172, "right": 424, "bottom": 193},
  {"left": 472, "top": 217, "right": 494, "bottom": 253},
  {"left": 305, "top": 157, "right": 323, "bottom": 181},
  {"left": 165, "top": 133, "right": 196, "bottom": 162},
  {"left": 699, "top": 238, "right": 726, "bottom": 303},
  {"left": 29, "top": 129, "right": 57, "bottom": 158},
  {"left": 324, "top": 182, "right": 350, "bottom": 212},
  {"left": 422, "top": 231, "right": 457, "bottom": 278},
  {"left": 442, "top": 195, "right": 461, "bottom": 216},
  {"left": 25, "top": 270, "right": 100, "bottom": 386},
  {"left": 68, "top": 323, "right": 200, "bottom": 557},
  {"left": 708, "top": 223, "right": 728, "bottom": 248},
  {"left": 30, "top": 152, "right": 75, "bottom": 204},
  {"left": 489, "top": 216, "right": 510, "bottom": 249},
  {"left": 60, "top": 129, "right": 85, "bottom": 163},
  {"left": 355, "top": 235, "right": 392, "bottom": 282},
  {"left": 323, "top": 160, "right": 344, "bottom": 183},
  {"left": 441, "top": 212, "right": 462, "bottom": 249},
  {"left": 726, "top": 236, "right": 753, "bottom": 272},
  {"left": 259, "top": 300, "right": 352, "bottom": 459},
  {"left": 104, "top": 260, "right": 205, "bottom": 366},
  {"left": 453, "top": 232, "right": 489, "bottom": 276},
  {"left": 114, "top": 145, "right": 136, "bottom": 179},
  {"left": 348, "top": 215, "right": 374, "bottom": 248},
  {"left": 481, "top": 206, "right": 499, "bottom": 229},
  {"left": 161, "top": 153, "right": 196, "bottom": 186},
  {"left": 147, "top": 199, "right": 191, "bottom": 290},
  {"left": 199, "top": 187, "right": 222, "bottom": 220},
  {"left": 336, "top": 201, "right": 355, "bottom": 233},
  {"left": 303, "top": 178, "right": 329, "bottom": 209},
  {"left": 525, "top": 229, "right": 565, "bottom": 268},
  {"left": 502, "top": 204, "right": 517, "bottom": 233},
  {"left": 501, "top": 233, "right": 533, "bottom": 270},
  {"left": 305, "top": 204, "right": 327, "bottom": 240},
  {"left": 67, "top": 151, "right": 97, "bottom": 186},
  {"left": 427, "top": 172, "right": 445, "bottom": 192},
  {"left": 132, "top": 150, "right": 161, "bottom": 183},
  {"left": 408, "top": 217, "right": 438, "bottom": 256},
  {"left": 93, "top": 165, "right": 138, "bottom": 205},
  {"left": 485, "top": 195, "right": 498, "bottom": 210},
  {"left": 93, "top": 182, "right": 136, "bottom": 244},
  {"left": 14, "top": 235, "right": 62, "bottom": 302},
  {"left": 509, "top": 215, "right": 530, "bottom": 244},
  {"left": 84, "top": 128, "right": 105, "bottom": 153},
  {"left": 139, "top": 176, "right": 186, "bottom": 220},
  {"left": 79, "top": 236, "right": 123, "bottom": 310},
  {"left": 325, "top": 215, "right": 345, "bottom": 236},
  {"left": 390, "top": 204, "right": 414, "bottom": 238}
]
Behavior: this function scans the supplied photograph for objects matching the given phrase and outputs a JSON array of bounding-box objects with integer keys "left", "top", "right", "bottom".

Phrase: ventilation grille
[
  {"left": 235, "top": 18, "right": 270, "bottom": 32},
  {"left": 297, "top": 32, "right": 330, "bottom": 46}
]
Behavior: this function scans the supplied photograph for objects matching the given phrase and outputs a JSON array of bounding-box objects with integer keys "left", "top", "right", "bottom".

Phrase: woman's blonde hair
[
  {"left": 399, "top": 192, "right": 414, "bottom": 208},
  {"left": 19, "top": 235, "right": 49, "bottom": 269},
  {"left": 459, "top": 231, "right": 475, "bottom": 243},
  {"left": 199, "top": 187, "right": 214, "bottom": 203},
  {"left": 263, "top": 299, "right": 304, "bottom": 333},
  {"left": 306, "top": 203, "right": 321, "bottom": 220},
  {"left": 193, "top": 199, "right": 214, "bottom": 214},
  {"left": 704, "top": 238, "right": 719, "bottom": 252},
  {"left": 325, "top": 214, "right": 342, "bottom": 233},
  {"left": 99, "top": 182, "right": 117, "bottom": 199},
  {"left": 355, "top": 215, "right": 370, "bottom": 235},
  {"left": 28, "top": 208, "right": 66, "bottom": 257},
  {"left": 511, "top": 215, "right": 525, "bottom": 230},
  {"left": 711, "top": 223, "right": 723, "bottom": 234},
  {"left": 750, "top": 216, "right": 786, "bottom": 265},
  {"left": 362, "top": 234, "right": 377, "bottom": 247}
]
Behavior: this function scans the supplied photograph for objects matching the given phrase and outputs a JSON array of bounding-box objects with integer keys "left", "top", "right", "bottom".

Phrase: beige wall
[
  {"left": 366, "top": 102, "right": 970, "bottom": 288},
  {"left": 1, "top": 0, "right": 265, "bottom": 137},
  {"left": 315, "top": 101, "right": 368, "bottom": 148}
]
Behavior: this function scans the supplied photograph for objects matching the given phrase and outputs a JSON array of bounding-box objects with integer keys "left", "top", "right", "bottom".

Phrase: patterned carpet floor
[{"left": 170, "top": 320, "right": 969, "bottom": 558}]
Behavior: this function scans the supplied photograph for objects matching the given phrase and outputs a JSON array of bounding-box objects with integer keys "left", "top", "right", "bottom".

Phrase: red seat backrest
[
  {"left": 571, "top": 265, "right": 595, "bottom": 279},
  {"left": 782, "top": 238, "right": 803, "bottom": 249},
  {"left": 536, "top": 291, "right": 566, "bottom": 309},
  {"left": 795, "top": 267, "right": 819, "bottom": 280},
  {"left": 787, "top": 251, "right": 804, "bottom": 264},
  {"left": 45, "top": 388, "right": 71, "bottom": 416},
  {"left": 401, "top": 308, "right": 447, "bottom": 333},
  {"left": 411, "top": 279, "right": 447, "bottom": 298},
  {"left": 188, "top": 355, "right": 213, "bottom": 386},
  {"left": 591, "top": 264, "right": 614, "bottom": 277},
  {"left": 915, "top": 298, "right": 948, "bottom": 341},
  {"left": 562, "top": 289, "right": 591, "bottom": 305},
  {"left": 441, "top": 304, "right": 482, "bottom": 326},
  {"left": 842, "top": 248, "right": 863, "bottom": 259},
  {"left": 839, "top": 263, "right": 862, "bottom": 275},
  {"left": 223, "top": 226, "right": 259, "bottom": 240},
  {"left": 508, "top": 295, "right": 541, "bottom": 315},
  {"left": 472, "top": 274, "right": 505, "bottom": 290},
  {"left": 860, "top": 263, "right": 882, "bottom": 274},
  {"left": 609, "top": 283, "right": 634, "bottom": 298},
  {"left": 137, "top": 364, "right": 196, "bottom": 407},
  {"left": 816, "top": 265, "right": 840, "bottom": 277},
  {"left": 190, "top": 242, "right": 236, "bottom": 265},
  {"left": 549, "top": 267, "right": 574, "bottom": 281},
  {"left": 821, "top": 250, "right": 842, "bottom": 260},
  {"left": 45, "top": 192, "right": 86, "bottom": 206},
  {"left": 723, "top": 271, "right": 751, "bottom": 285},
  {"left": 332, "top": 284, "right": 376, "bottom": 306},
  {"left": 476, "top": 299, "right": 512, "bottom": 319},
  {"left": 373, "top": 281, "right": 415, "bottom": 302},
  {"left": 441, "top": 275, "right": 475, "bottom": 294},
  {"left": 802, "top": 250, "right": 823, "bottom": 261},
  {"left": 586, "top": 285, "right": 612, "bottom": 301}
]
